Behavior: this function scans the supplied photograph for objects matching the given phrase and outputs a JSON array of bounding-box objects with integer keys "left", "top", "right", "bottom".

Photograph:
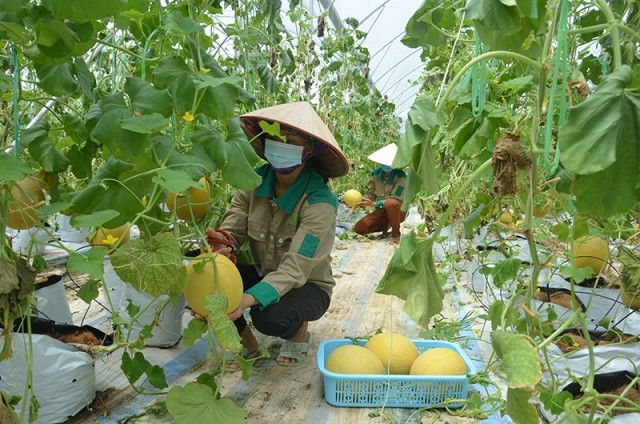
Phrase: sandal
[{"left": 276, "top": 332, "right": 311, "bottom": 367}]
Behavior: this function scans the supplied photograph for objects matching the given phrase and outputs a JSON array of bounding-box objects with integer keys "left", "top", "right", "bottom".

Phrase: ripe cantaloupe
[
  {"left": 499, "top": 211, "right": 513, "bottom": 225},
  {"left": 573, "top": 236, "right": 608, "bottom": 276},
  {"left": 343, "top": 189, "right": 362, "bottom": 207},
  {"left": 167, "top": 177, "right": 211, "bottom": 221},
  {"left": 184, "top": 253, "right": 243, "bottom": 316},
  {"left": 364, "top": 332, "right": 418, "bottom": 375},
  {"left": 6, "top": 176, "right": 46, "bottom": 230},
  {"left": 410, "top": 347, "right": 467, "bottom": 376},
  {"left": 325, "top": 344, "right": 384, "bottom": 374}
]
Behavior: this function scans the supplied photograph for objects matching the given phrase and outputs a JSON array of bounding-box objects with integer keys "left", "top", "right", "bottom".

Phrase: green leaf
[
  {"left": 66, "top": 247, "right": 107, "bottom": 280},
  {"left": 70, "top": 157, "right": 150, "bottom": 226},
  {"left": 36, "top": 202, "right": 74, "bottom": 219},
  {"left": 164, "top": 12, "right": 204, "bottom": 34},
  {"left": 110, "top": 233, "right": 186, "bottom": 296},
  {"left": 124, "top": 77, "right": 173, "bottom": 118},
  {"left": 491, "top": 330, "right": 541, "bottom": 388},
  {"left": 20, "top": 121, "right": 70, "bottom": 173},
  {"left": 90, "top": 93, "right": 150, "bottom": 159},
  {"left": 152, "top": 169, "right": 202, "bottom": 193},
  {"left": 375, "top": 232, "right": 444, "bottom": 327},
  {"left": 463, "top": 204, "right": 485, "bottom": 238},
  {"left": 152, "top": 57, "right": 194, "bottom": 115},
  {"left": 182, "top": 318, "right": 207, "bottom": 347},
  {"left": 70, "top": 210, "right": 120, "bottom": 228},
  {"left": 119, "top": 113, "right": 168, "bottom": 134},
  {"left": 34, "top": 62, "right": 78, "bottom": 96},
  {"left": 550, "top": 222, "right": 570, "bottom": 241},
  {"left": 559, "top": 66, "right": 639, "bottom": 174},
  {"left": 76, "top": 279, "right": 100, "bottom": 303},
  {"left": 121, "top": 351, "right": 167, "bottom": 388},
  {"left": 489, "top": 258, "right": 522, "bottom": 288},
  {"left": 539, "top": 389, "right": 572, "bottom": 415},
  {"left": 395, "top": 96, "right": 439, "bottom": 206},
  {"left": 41, "top": 0, "right": 126, "bottom": 20},
  {"left": 0, "top": 154, "right": 33, "bottom": 181},
  {"left": 152, "top": 136, "right": 216, "bottom": 179},
  {"left": 192, "top": 120, "right": 261, "bottom": 191},
  {"left": 166, "top": 383, "right": 246, "bottom": 424},
  {"left": 465, "top": 0, "right": 546, "bottom": 58},
  {"left": 401, "top": 0, "right": 448, "bottom": 49},
  {"left": 558, "top": 265, "right": 592, "bottom": 285},
  {"left": 505, "top": 388, "right": 539, "bottom": 424}
]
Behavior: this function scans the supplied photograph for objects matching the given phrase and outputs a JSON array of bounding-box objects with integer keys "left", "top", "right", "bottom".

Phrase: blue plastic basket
[{"left": 317, "top": 339, "right": 476, "bottom": 408}]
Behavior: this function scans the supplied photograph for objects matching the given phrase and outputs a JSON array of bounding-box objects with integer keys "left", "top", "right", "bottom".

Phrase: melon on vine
[{"left": 184, "top": 253, "right": 243, "bottom": 316}]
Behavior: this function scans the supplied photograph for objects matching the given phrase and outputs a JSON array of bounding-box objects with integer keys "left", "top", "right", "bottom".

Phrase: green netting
[{"left": 543, "top": 0, "right": 569, "bottom": 175}]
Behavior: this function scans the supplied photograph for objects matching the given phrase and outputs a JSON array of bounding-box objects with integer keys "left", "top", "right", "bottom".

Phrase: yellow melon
[
  {"left": 325, "top": 344, "right": 384, "bottom": 374},
  {"left": 91, "top": 224, "right": 130, "bottom": 248},
  {"left": 167, "top": 177, "right": 211, "bottom": 221},
  {"left": 410, "top": 347, "right": 467, "bottom": 376},
  {"left": 343, "top": 189, "right": 363, "bottom": 208},
  {"left": 499, "top": 211, "right": 513, "bottom": 225},
  {"left": 364, "top": 332, "right": 419, "bottom": 375},
  {"left": 573, "top": 236, "right": 608, "bottom": 276},
  {"left": 184, "top": 253, "right": 243, "bottom": 316},
  {"left": 6, "top": 176, "right": 46, "bottom": 230}
]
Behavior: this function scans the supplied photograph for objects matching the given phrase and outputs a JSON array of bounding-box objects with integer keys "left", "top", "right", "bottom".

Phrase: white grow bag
[{"left": 0, "top": 332, "right": 96, "bottom": 424}]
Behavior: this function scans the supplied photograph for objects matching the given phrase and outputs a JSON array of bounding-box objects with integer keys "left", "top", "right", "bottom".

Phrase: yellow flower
[
  {"left": 200, "top": 67, "right": 210, "bottom": 73},
  {"left": 102, "top": 234, "right": 119, "bottom": 246},
  {"left": 142, "top": 195, "right": 148, "bottom": 206},
  {"left": 183, "top": 111, "right": 195, "bottom": 122}
]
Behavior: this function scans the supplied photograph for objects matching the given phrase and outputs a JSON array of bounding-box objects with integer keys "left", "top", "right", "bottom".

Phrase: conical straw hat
[
  {"left": 240, "top": 101, "right": 349, "bottom": 178},
  {"left": 367, "top": 143, "right": 397, "bottom": 167}
]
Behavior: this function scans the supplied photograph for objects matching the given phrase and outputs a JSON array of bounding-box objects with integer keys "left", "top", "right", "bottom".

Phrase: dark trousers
[
  {"left": 234, "top": 263, "right": 331, "bottom": 340},
  {"left": 353, "top": 198, "right": 407, "bottom": 238}
]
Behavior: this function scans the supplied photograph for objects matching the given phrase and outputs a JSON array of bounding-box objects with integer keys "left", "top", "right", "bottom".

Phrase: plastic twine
[
  {"left": 471, "top": 34, "right": 487, "bottom": 117},
  {"left": 543, "top": 0, "right": 569, "bottom": 175},
  {"left": 600, "top": 52, "right": 609, "bottom": 77},
  {"left": 11, "top": 44, "right": 21, "bottom": 156}
]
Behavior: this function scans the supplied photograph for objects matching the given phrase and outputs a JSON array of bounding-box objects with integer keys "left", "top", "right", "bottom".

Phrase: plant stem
[
  {"left": 431, "top": 158, "right": 492, "bottom": 239},
  {"left": 595, "top": 0, "right": 622, "bottom": 69}
]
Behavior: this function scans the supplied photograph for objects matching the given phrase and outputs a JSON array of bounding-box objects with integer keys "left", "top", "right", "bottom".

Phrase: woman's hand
[
  {"left": 356, "top": 198, "right": 376, "bottom": 208},
  {"left": 227, "top": 293, "right": 257, "bottom": 321},
  {"left": 206, "top": 227, "right": 232, "bottom": 257}
]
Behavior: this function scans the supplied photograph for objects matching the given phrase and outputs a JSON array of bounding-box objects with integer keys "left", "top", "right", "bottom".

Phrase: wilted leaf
[
  {"left": 110, "top": 233, "right": 185, "bottom": 296},
  {"left": 376, "top": 232, "right": 444, "bottom": 326},
  {"left": 491, "top": 330, "right": 541, "bottom": 388}
]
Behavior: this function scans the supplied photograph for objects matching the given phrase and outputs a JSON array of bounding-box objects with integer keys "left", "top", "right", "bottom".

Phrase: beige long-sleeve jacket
[
  {"left": 366, "top": 167, "right": 407, "bottom": 208},
  {"left": 220, "top": 165, "right": 338, "bottom": 308}
]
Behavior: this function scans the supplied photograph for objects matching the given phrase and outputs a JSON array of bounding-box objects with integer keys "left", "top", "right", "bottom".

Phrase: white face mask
[{"left": 264, "top": 139, "right": 304, "bottom": 171}]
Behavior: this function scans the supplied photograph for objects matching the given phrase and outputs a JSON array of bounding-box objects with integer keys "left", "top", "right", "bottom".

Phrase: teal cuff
[
  {"left": 376, "top": 200, "right": 384, "bottom": 209},
  {"left": 246, "top": 281, "right": 279, "bottom": 309}
]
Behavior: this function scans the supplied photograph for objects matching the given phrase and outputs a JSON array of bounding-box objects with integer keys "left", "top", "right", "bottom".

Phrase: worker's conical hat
[
  {"left": 367, "top": 143, "right": 397, "bottom": 167},
  {"left": 240, "top": 101, "right": 349, "bottom": 178}
]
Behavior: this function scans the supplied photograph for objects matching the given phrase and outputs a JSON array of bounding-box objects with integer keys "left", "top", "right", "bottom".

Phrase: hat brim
[
  {"left": 367, "top": 143, "right": 398, "bottom": 167},
  {"left": 240, "top": 102, "right": 349, "bottom": 179}
]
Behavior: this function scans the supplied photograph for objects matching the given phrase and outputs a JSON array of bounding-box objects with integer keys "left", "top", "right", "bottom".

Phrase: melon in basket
[
  {"left": 365, "top": 332, "right": 418, "bottom": 375},
  {"left": 325, "top": 344, "right": 384, "bottom": 374},
  {"left": 410, "top": 347, "right": 467, "bottom": 375}
]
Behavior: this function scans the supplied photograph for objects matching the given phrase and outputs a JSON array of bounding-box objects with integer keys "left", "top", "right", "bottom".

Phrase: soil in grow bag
[
  {"left": 564, "top": 276, "right": 610, "bottom": 289},
  {"left": 536, "top": 287, "right": 586, "bottom": 310},
  {"left": 563, "top": 370, "right": 640, "bottom": 417},
  {"left": 11, "top": 316, "right": 114, "bottom": 346},
  {"left": 553, "top": 329, "right": 639, "bottom": 354}
]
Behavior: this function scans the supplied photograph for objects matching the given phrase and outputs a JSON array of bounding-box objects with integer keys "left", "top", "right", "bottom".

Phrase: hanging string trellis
[{"left": 543, "top": 0, "right": 570, "bottom": 176}]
